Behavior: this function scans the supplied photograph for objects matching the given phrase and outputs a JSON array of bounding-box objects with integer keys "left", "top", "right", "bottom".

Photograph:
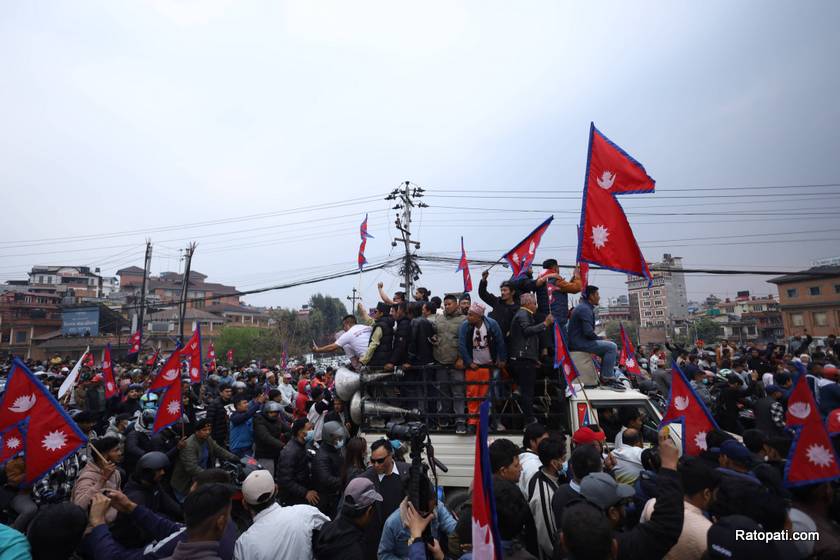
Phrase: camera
[{"left": 386, "top": 420, "right": 427, "bottom": 442}]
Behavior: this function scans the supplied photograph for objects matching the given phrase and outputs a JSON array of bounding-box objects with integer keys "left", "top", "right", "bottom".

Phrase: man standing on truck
[
  {"left": 430, "top": 294, "right": 467, "bottom": 433},
  {"left": 569, "top": 285, "right": 618, "bottom": 379},
  {"left": 509, "top": 293, "right": 554, "bottom": 424},
  {"left": 458, "top": 302, "right": 507, "bottom": 431}
]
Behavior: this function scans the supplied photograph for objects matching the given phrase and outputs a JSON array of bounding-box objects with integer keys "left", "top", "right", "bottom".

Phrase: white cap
[{"left": 242, "top": 470, "right": 276, "bottom": 505}]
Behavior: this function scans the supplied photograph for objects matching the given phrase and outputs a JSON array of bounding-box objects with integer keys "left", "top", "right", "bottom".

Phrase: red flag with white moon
[{"left": 660, "top": 363, "right": 719, "bottom": 456}]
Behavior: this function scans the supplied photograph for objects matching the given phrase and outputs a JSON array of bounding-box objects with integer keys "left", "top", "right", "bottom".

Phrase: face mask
[
  {"left": 336, "top": 439, "right": 345, "bottom": 449},
  {"left": 305, "top": 430, "right": 315, "bottom": 443}
]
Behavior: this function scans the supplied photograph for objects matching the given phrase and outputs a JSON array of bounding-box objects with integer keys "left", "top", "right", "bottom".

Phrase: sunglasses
[{"left": 371, "top": 456, "right": 390, "bottom": 465}]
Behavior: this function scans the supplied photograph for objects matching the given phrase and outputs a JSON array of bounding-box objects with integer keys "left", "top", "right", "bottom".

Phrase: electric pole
[
  {"left": 137, "top": 240, "right": 153, "bottom": 339},
  {"left": 177, "top": 242, "right": 196, "bottom": 344},
  {"left": 346, "top": 287, "right": 360, "bottom": 312},
  {"left": 386, "top": 181, "right": 427, "bottom": 297}
]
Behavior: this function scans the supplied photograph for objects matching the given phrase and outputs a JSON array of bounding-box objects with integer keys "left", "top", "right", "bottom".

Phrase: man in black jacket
[
  {"left": 314, "top": 477, "right": 383, "bottom": 560},
  {"left": 357, "top": 439, "right": 409, "bottom": 560},
  {"left": 312, "top": 421, "right": 346, "bottom": 518},
  {"left": 508, "top": 293, "right": 554, "bottom": 424},
  {"left": 479, "top": 270, "right": 520, "bottom": 342},
  {"left": 205, "top": 385, "right": 234, "bottom": 447},
  {"left": 386, "top": 302, "right": 411, "bottom": 371},
  {"left": 360, "top": 303, "right": 394, "bottom": 369},
  {"left": 253, "top": 401, "right": 288, "bottom": 478},
  {"left": 567, "top": 431, "right": 683, "bottom": 560},
  {"left": 277, "top": 418, "right": 318, "bottom": 507}
]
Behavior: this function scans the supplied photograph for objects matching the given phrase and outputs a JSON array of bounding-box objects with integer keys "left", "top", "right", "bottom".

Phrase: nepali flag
[
  {"left": 358, "top": 214, "right": 374, "bottom": 270},
  {"left": 577, "top": 123, "right": 654, "bottom": 284},
  {"left": 784, "top": 365, "right": 840, "bottom": 486},
  {"left": 126, "top": 330, "right": 142, "bottom": 360},
  {"left": 83, "top": 352, "right": 94, "bottom": 368},
  {"left": 660, "top": 362, "right": 719, "bottom": 456},
  {"left": 578, "top": 261, "right": 589, "bottom": 291},
  {"left": 827, "top": 409, "right": 840, "bottom": 436},
  {"left": 0, "top": 359, "right": 87, "bottom": 484},
  {"left": 280, "top": 350, "right": 288, "bottom": 370},
  {"left": 502, "top": 216, "right": 553, "bottom": 280},
  {"left": 183, "top": 326, "right": 202, "bottom": 384},
  {"left": 456, "top": 236, "right": 473, "bottom": 293},
  {"left": 149, "top": 347, "right": 183, "bottom": 392},
  {"left": 619, "top": 323, "right": 642, "bottom": 376},
  {"left": 0, "top": 425, "right": 25, "bottom": 464},
  {"left": 153, "top": 377, "right": 183, "bottom": 434},
  {"left": 146, "top": 349, "right": 160, "bottom": 367},
  {"left": 553, "top": 323, "right": 581, "bottom": 396},
  {"left": 471, "top": 399, "right": 502, "bottom": 560},
  {"left": 226, "top": 349, "right": 234, "bottom": 364},
  {"left": 102, "top": 344, "right": 118, "bottom": 399},
  {"left": 208, "top": 342, "right": 217, "bottom": 371}
]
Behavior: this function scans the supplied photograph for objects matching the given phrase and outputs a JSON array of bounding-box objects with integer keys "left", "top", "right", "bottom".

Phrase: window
[
  {"left": 835, "top": 284, "right": 840, "bottom": 294},
  {"left": 642, "top": 291, "right": 650, "bottom": 297},
  {"left": 814, "top": 312, "right": 828, "bottom": 327},
  {"left": 655, "top": 310, "right": 664, "bottom": 316},
  {"left": 791, "top": 313, "right": 805, "bottom": 327},
  {"left": 644, "top": 311, "right": 652, "bottom": 317},
  {"left": 653, "top": 290, "right": 661, "bottom": 296},
  {"left": 14, "top": 331, "right": 26, "bottom": 344},
  {"left": 810, "top": 286, "right": 821, "bottom": 296},
  {"left": 654, "top": 299, "right": 663, "bottom": 306},
  {"left": 642, "top": 300, "right": 651, "bottom": 307},
  {"left": 787, "top": 288, "right": 798, "bottom": 298}
]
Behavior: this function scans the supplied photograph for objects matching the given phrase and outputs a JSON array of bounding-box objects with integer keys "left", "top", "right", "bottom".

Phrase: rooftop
[{"left": 767, "top": 265, "right": 840, "bottom": 284}]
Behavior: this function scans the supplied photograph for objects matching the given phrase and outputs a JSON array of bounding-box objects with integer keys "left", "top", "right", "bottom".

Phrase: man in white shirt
[
  {"left": 611, "top": 428, "right": 645, "bottom": 485},
  {"left": 312, "top": 314, "right": 372, "bottom": 368},
  {"left": 518, "top": 423, "right": 549, "bottom": 498},
  {"left": 234, "top": 469, "right": 329, "bottom": 560}
]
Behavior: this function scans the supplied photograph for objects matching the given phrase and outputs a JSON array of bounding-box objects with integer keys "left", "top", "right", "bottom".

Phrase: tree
[
  {"left": 604, "top": 320, "right": 639, "bottom": 348},
  {"left": 693, "top": 317, "right": 723, "bottom": 343}
]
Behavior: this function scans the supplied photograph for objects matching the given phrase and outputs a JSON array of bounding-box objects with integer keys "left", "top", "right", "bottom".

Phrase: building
[
  {"left": 717, "top": 293, "right": 779, "bottom": 316},
  {"left": 627, "top": 254, "right": 689, "bottom": 330},
  {"left": 768, "top": 265, "right": 840, "bottom": 337},
  {"left": 27, "top": 265, "right": 118, "bottom": 300},
  {"left": 205, "top": 303, "right": 273, "bottom": 328},
  {"left": 116, "top": 269, "right": 240, "bottom": 309},
  {"left": 0, "top": 291, "right": 62, "bottom": 359}
]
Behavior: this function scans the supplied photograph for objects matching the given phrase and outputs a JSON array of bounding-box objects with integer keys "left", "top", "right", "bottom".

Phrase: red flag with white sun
[
  {"left": 0, "top": 425, "right": 25, "bottom": 464},
  {"left": 102, "top": 343, "right": 118, "bottom": 399},
  {"left": 577, "top": 123, "right": 654, "bottom": 285},
  {"left": 660, "top": 363, "right": 719, "bottom": 456},
  {"left": 0, "top": 359, "right": 87, "bottom": 484},
  {"left": 784, "top": 366, "right": 840, "bottom": 487}
]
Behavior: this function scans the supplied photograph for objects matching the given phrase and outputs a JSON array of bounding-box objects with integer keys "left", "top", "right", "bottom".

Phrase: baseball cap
[
  {"left": 572, "top": 426, "right": 606, "bottom": 445},
  {"left": 242, "top": 470, "right": 276, "bottom": 505},
  {"left": 343, "top": 477, "right": 383, "bottom": 511},
  {"left": 720, "top": 439, "right": 752, "bottom": 465},
  {"left": 706, "top": 515, "right": 782, "bottom": 560},
  {"left": 579, "top": 472, "right": 634, "bottom": 510}
]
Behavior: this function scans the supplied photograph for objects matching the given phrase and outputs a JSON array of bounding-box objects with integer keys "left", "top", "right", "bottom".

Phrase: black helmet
[
  {"left": 135, "top": 451, "right": 170, "bottom": 482},
  {"left": 263, "top": 401, "right": 283, "bottom": 415},
  {"left": 140, "top": 409, "right": 156, "bottom": 429}
]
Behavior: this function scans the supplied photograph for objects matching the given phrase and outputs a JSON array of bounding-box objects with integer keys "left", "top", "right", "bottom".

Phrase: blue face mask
[
  {"left": 305, "top": 430, "right": 315, "bottom": 443},
  {"left": 336, "top": 439, "right": 345, "bottom": 449}
]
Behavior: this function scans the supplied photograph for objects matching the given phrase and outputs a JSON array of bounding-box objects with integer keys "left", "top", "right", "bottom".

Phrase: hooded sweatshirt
[{"left": 313, "top": 515, "right": 366, "bottom": 560}]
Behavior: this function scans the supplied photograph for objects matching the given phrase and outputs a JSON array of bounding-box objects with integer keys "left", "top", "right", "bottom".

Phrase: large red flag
[
  {"left": 660, "top": 363, "right": 719, "bottom": 456},
  {"left": 358, "top": 214, "right": 374, "bottom": 270},
  {"left": 148, "top": 348, "right": 183, "bottom": 391},
  {"left": 102, "top": 344, "right": 118, "bottom": 399},
  {"left": 182, "top": 326, "right": 202, "bottom": 384},
  {"left": 126, "top": 330, "right": 142, "bottom": 357},
  {"left": 153, "top": 379, "right": 183, "bottom": 434},
  {"left": 502, "top": 216, "right": 553, "bottom": 280},
  {"left": 619, "top": 323, "right": 642, "bottom": 376},
  {"left": 553, "top": 323, "right": 580, "bottom": 395},
  {"left": 456, "top": 236, "right": 473, "bottom": 293},
  {"left": 578, "top": 262, "right": 589, "bottom": 291},
  {"left": 0, "top": 425, "right": 25, "bottom": 465},
  {"left": 785, "top": 368, "right": 840, "bottom": 486},
  {"left": 0, "top": 359, "right": 87, "bottom": 484},
  {"left": 577, "top": 123, "right": 654, "bottom": 283}
]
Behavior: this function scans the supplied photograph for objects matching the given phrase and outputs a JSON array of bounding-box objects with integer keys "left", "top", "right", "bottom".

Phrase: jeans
[
  {"left": 434, "top": 366, "right": 465, "bottom": 424},
  {"left": 573, "top": 339, "right": 618, "bottom": 378},
  {"left": 509, "top": 359, "right": 537, "bottom": 422}
]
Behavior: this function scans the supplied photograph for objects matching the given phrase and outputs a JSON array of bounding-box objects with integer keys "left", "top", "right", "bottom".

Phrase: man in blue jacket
[
  {"left": 568, "top": 285, "right": 618, "bottom": 379},
  {"left": 458, "top": 302, "right": 507, "bottom": 431}
]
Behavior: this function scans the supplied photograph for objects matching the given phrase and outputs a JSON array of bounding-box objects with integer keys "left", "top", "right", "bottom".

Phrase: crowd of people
[{"left": 0, "top": 263, "right": 839, "bottom": 559}]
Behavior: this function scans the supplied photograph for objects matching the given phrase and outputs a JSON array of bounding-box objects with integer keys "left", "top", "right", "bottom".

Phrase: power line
[{"left": 422, "top": 182, "right": 840, "bottom": 193}]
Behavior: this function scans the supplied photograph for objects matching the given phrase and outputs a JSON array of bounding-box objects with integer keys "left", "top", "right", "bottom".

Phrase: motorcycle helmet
[
  {"left": 139, "top": 408, "right": 156, "bottom": 429},
  {"left": 232, "top": 381, "right": 247, "bottom": 391},
  {"left": 716, "top": 368, "right": 733, "bottom": 383},
  {"left": 135, "top": 451, "right": 170, "bottom": 483},
  {"left": 140, "top": 392, "right": 159, "bottom": 410},
  {"left": 128, "top": 383, "right": 144, "bottom": 393},
  {"left": 263, "top": 401, "right": 283, "bottom": 415},
  {"left": 321, "top": 421, "right": 347, "bottom": 448}
]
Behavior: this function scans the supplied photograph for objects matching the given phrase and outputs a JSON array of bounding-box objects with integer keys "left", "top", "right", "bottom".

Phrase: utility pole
[
  {"left": 137, "top": 240, "right": 153, "bottom": 339},
  {"left": 177, "top": 242, "right": 196, "bottom": 344},
  {"left": 346, "top": 287, "right": 360, "bottom": 312},
  {"left": 386, "top": 181, "right": 427, "bottom": 297}
]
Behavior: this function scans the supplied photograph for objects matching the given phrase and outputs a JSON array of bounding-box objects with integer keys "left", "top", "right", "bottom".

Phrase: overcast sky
[{"left": 2, "top": 1, "right": 839, "bottom": 312}]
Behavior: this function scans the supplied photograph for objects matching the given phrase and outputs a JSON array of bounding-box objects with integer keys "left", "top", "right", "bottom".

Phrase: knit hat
[{"left": 468, "top": 302, "right": 486, "bottom": 316}]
